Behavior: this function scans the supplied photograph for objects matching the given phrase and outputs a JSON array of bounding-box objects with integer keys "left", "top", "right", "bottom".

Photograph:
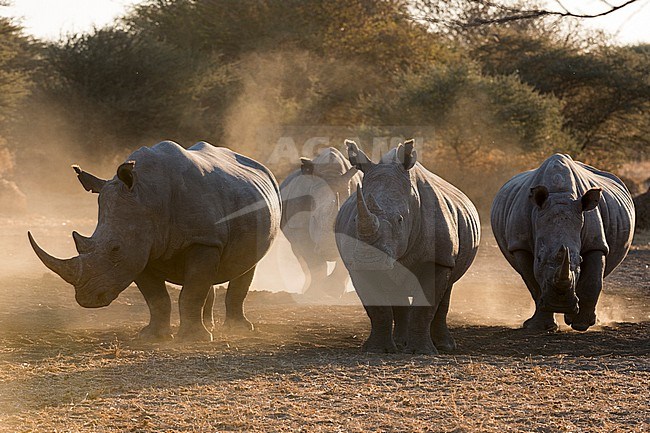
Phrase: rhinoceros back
[
  {"left": 125, "top": 141, "right": 281, "bottom": 278},
  {"left": 491, "top": 154, "right": 634, "bottom": 276}
]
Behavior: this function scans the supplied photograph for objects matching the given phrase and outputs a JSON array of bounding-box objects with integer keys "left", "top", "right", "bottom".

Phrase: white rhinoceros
[
  {"left": 280, "top": 147, "right": 361, "bottom": 298},
  {"left": 491, "top": 154, "right": 635, "bottom": 331},
  {"left": 29, "top": 141, "right": 281, "bottom": 341},
  {"left": 335, "top": 140, "right": 481, "bottom": 354}
]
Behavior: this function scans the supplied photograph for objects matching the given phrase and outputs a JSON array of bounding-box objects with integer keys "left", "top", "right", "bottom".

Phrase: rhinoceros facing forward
[
  {"left": 280, "top": 147, "right": 361, "bottom": 298},
  {"left": 29, "top": 141, "right": 281, "bottom": 341},
  {"left": 335, "top": 140, "right": 480, "bottom": 354},
  {"left": 491, "top": 154, "right": 635, "bottom": 331}
]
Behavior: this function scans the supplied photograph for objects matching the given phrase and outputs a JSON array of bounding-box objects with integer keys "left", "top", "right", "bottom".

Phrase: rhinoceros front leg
[
  {"left": 326, "top": 259, "right": 351, "bottom": 297},
  {"left": 350, "top": 270, "right": 398, "bottom": 353},
  {"left": 513, "top": 250, "right": 557, "bottom": 332},
  {"left": 177, "top": 245, "right": 221, "bottom": 342},
  {"left": 405, "top": 264, "right": 452, "bottom": 355},
  {"left": 565, "top": 250, "right": 605, "bottom": 331},
  {"left": 299, "top": 252, "right": 329, "bottom": 298},
  {"left": 224, "top": 266, "right": 255, "bottom": 332},
  {"left": 135, "top": 269, "right": 172, "bottom": 341}
]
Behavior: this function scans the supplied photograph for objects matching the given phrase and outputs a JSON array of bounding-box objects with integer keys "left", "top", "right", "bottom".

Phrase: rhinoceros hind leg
[
  {"left": 392, "top": 306, "right": 410, "bottom": 350},
  {"left": 431, "top": 285, "right": 456, "bottom": 352},
  {"left": 203, "top": 285, "right": 215, "bottom": 332},
  {"left": 223, "top": 266, "right": 255, "bottom": 332}
]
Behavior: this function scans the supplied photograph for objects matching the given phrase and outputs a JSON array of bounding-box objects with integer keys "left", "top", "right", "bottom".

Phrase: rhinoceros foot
[
  {"left": 137, "top": 324, "right": 173, "bottom": 342},
  {"left": 564, "top": 312, "right": 596, "bottom": 332},
  {"left": 403, "top": 332, "right": 439, "bottom": 355},
  {"left": 224, "top": 317, "right": 255, "bottom": 333},
  {"left": 393, "top": 329, "right": 408, "bottom": 351},
  {"left": 176, "top": 325, "right": 213, "bottom": 342},
  {"left": 402, "top": 340, "right": 439, "bottom": 355},
  {"left": 362, "top": 337, "right": 398, "bottom": 354},
  {"left": 432, "top": 333, "right": 456, "bottom": 352},
  {"left": 523, "top": 312, "right": 558, "bottom": 332}
]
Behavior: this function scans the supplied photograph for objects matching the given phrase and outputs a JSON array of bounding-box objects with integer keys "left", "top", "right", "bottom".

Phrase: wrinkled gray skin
[
  {"left": 335, "top": 140, "right": 480, "bottom": 354},
  {"left": 280, "top": 147, "right": 361, "bottom": 298},
  {"left": 29, "top": 141, "right": 281, "bottom": 341},
  {"left": 491, "top": 154, "right": 635, "bottom": 332}
]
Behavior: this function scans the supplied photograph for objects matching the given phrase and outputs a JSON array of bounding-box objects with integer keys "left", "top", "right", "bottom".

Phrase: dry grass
[{"left": 1, "top": 286, "right": 648, "bottom": 432}]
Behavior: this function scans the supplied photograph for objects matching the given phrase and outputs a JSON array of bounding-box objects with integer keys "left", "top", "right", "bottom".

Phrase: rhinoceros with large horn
[
  {"left": 280, "top": 147, "right": 361, "bottom": 298},
  {"left": 29, "top": 141, "right": 282, "bottom": 341},
  {"left": 491, "top": 154, "right": 635, "bottom": 331},
  {"left": 335, "top": 140, "right": 480, "bottom": 354}
]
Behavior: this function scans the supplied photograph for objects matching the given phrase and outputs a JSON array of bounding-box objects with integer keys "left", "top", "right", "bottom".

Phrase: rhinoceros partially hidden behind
[
  {"left": 491, "top": 154, "right": 635, "bottom": 332},
  {"left": 335, "top": 140, "right": 480, "bottom": 354},
  {"left": 280, "top": 147, "right": 361, "bottom": 298},
  {"left": 29, "top": 141, "right": 282, "bottom": 341}
]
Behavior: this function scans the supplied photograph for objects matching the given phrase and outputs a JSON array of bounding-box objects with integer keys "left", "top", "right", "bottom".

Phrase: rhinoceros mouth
[
  {"left": 74, "top": 276, "right": 126, "bottom": 308},
  {"left": 75, "top": 288, "right": 120, "bottom": 308}
]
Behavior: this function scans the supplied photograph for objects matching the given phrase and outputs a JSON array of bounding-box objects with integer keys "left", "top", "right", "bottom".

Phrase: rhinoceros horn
[
  {"left": 28, "top": 232, "right": 81, "bottom": 285},
  {"left": 554, "top": 245, "right": 571, "bottom": 289},
  {"left": 356, "top": 185, "right": 379, "bottom": 239},
  {"left": 72, "top": 231, "right": 93, "bottom": 254}
]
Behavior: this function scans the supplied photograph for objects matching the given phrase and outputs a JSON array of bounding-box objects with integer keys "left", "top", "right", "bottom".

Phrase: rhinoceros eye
[
  {"left": 108, "top": 243, "right": 121, "bottom": 261},
  {"left": 397, "top": 215, "right": 404, "bottom": 224}
]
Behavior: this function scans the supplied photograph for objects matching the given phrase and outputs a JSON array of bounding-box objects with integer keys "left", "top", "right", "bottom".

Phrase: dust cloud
[{"left": 0, "top": 51, "right": 646, "bottom": 332}]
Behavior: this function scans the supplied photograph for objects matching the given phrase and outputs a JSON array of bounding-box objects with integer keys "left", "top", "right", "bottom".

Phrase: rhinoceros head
[
  {"left": 529, "top": 185, "right": 602, "bottom": 314},
  {"left": 29, "top": 161, "right": 157, "bottom": 308},
  {"left": 343, "top": 139, "right": 417, "bottom": 270},
  {"left": 300, "top": 154, "right": 358, "bottom": 259}
]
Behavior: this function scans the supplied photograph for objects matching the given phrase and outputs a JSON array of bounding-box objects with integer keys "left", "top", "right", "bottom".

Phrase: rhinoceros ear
[
  {"left": 300, "top": 157, "right": 314, "bottom": 175},
  {"left": 580, "top": 188, "right": 601, "bottom": 212},
  {"left": 117, "top": 161, "right": 136, "bottom": 190},
  {"left": 529, "top": 185, "right": 549, "bottom": 208},
  {"left": 341, "top": 167, "right": 358, "bottom": 183},
  {"left": 345, "top": 140, "right": 373, "bottom": 172},
  {"left": 72, "top": 165, "right": 106, "bottom": 194},
  {"left": 397, "top": 139, "right": 417, "bottom": 170}
]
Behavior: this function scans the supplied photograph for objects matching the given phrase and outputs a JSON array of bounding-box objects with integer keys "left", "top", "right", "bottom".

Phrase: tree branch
[{"left": 420, "top": 0, "right": 644, "bottom": 28}]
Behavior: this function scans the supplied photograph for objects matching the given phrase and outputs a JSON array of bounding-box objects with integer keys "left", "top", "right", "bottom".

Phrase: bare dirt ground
[{"left": 0, "top": 217, "right": 648, "bottom": 432}]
